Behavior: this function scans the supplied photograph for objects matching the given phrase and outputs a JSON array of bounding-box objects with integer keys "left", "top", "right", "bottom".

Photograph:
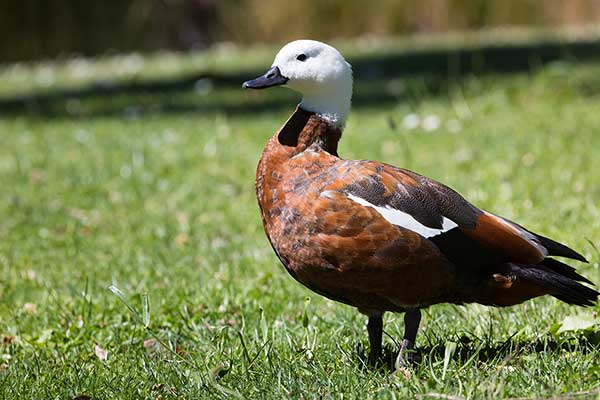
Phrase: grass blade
[
  {"left": 442, "top": 341, "right": 457, "bottom": 381},
  {"left": 141, "top": 293, "right": 150, "bottom": 328}
]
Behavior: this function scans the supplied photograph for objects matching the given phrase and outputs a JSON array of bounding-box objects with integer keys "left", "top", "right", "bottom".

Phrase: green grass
[{"left": 1, "top": 40, "right": 600, "bottom": 399}]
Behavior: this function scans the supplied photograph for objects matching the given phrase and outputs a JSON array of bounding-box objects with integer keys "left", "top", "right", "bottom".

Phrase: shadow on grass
[
  {"left": 358, "top": 332, "right": 600, "bottom": 372},
  {"left": 2, "top": 38, "right": 600, "bottom": 119}
]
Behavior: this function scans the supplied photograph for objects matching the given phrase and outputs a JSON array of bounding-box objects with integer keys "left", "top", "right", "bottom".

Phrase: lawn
[{"left": 1, "top": 36, "right": 599, "bottom": 399}]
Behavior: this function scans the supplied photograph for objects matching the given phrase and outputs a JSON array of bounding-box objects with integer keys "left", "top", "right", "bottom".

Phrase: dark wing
[{"left": 329, "top": 160, "right": 586, "bottom": 265}]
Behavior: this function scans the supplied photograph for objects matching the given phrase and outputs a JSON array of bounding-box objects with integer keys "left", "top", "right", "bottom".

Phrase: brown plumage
[
  {"left": 245, "top": 40, "right": 598, "bottom": 368},
  {"left": 254, "top": 107, "right": 598, "bottom": 366}
]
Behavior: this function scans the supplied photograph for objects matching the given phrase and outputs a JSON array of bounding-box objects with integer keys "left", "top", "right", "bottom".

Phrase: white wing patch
[{"left": 346, "top": 193, "right": 458, "bottom": 238}]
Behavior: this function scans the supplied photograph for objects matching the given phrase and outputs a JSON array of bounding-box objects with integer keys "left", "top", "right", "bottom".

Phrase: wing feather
[{"left": 332, "top": 161, "right": 584, "bottom": 265}]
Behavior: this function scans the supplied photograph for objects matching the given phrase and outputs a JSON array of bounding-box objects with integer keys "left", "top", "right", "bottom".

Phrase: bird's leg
[
  {"left": 396, "top": 309, "right": 421, "bottom": 368},
  {"left": 367, "top": 314, "right": 383, "bottom": 366}
]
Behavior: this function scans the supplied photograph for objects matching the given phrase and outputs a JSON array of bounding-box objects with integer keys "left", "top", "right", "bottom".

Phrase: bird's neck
[
  {"left": 256, "top": 107, "right": 342, "bottom": 209},
  {"left": 268, "top": 107, "right": 343, "bottom": 158},
  {"left": 255, "top": 107, "right": 342, "bottom": 231},
  {"left": 300, "top": 86, "right": 352, "bottom": 128}
]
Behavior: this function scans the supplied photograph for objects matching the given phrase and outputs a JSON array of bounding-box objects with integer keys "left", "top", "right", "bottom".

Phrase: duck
[{"left": 242, "top": 40, "right": 599, "bottom": 368}]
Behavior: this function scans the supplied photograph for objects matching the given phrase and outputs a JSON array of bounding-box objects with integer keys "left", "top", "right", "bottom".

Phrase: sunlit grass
[{"left": 0, "top": 41, "right": 599, "bottom": 399}]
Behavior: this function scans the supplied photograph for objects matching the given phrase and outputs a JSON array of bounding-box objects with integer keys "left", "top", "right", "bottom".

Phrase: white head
[{"left": 243, "top": 40, "right": 353, "bottom": 127}]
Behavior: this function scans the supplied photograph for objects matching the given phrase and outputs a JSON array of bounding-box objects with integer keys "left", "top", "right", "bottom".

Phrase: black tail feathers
[
  {"left": 509, "top": 261, "right": 599, "bottom": 307},
  {"left": 534, "top": 233, "right": 588, "bottom": 263},
  {"left": 540, "top": 258, "right": 594, "bottom": 285}
]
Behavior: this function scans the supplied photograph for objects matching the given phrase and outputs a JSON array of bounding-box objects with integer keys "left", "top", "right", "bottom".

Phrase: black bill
[{"left": 242, "top": 66, "right": 288, "bottom": 89}]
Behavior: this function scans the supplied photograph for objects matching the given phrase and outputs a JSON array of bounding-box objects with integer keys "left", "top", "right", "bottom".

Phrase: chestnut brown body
[
  {"left": 247, "top": 39, "right": 596, "bottom": 367},
  {"left": 256, "top": 108, "right": 597, "bottom": 317}
]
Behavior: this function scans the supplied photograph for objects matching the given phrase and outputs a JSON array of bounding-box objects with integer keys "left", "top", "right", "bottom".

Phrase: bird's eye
[{"left": 296, "top": 54, "right": 307, "bottom": 61}]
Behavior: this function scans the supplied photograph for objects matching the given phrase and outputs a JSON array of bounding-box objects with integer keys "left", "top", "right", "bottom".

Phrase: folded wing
[{"left": 331, "top": 160, "right": 586, "bottom": 265}]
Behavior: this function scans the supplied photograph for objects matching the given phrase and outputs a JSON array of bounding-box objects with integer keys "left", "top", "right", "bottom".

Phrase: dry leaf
[
  {"left": 174, "top": 233, "right": 189, "bottom": 246},
  {"left": 144, "top": 338, "right": 158, "bottom": 349},
  {"left": 395, "top": 366, "right": 412, "bottom": 380},
  {"left": 175, "top": 211, "right": 189, "bottom": 225},
  {"left": 94, "top": 344, "right": 108, "bottom": 360},
  {"left": 30, "top": 170, "right": 45, "bottom": 184},
  {"left": 23, "top": 303, "right": 37, "bottom": 314},
  {"left": 556, "top": 314, "right": 596, "bottom": 334},
  {"left": 175, "top": 345, "right": 188, "bottom": 356}
]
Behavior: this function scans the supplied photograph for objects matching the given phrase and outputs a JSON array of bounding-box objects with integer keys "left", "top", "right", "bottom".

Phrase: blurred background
[{"left": 2, "top": 0, "right": 600, "bottom": 62}]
